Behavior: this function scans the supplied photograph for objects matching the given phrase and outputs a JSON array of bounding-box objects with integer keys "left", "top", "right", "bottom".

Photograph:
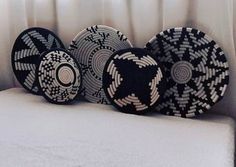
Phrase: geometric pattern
[
  {"left": 11, "top": 27, "right": 65, "bottom": 94},
  {"left": 68, "top": 25, "right": 132, "bottom": 104},
  {"left": 37, "top": 49, "right": 82, "bottom": 104},
  {"left": 146, "top": 27, "right": 229, "bottom": 118},
  {"left": 103, "top": 48, "right": 165, "bottom": 114}
]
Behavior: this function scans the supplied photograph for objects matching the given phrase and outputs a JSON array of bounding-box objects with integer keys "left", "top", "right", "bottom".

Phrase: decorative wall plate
[
  {"left": 37, "top": 49, "right": 82, "bottom": 104},
  {"left": 146, "top": 27, "right": 229, "bottom": 117},
  {"left": 68, "top": 25, "right": 132, "bottom": 104},
  {"left": 11, "top": 27, "right": 65, "bottom": 94},
  {"left": 103, "top": 48, "right": 165, "bottom": 114}
]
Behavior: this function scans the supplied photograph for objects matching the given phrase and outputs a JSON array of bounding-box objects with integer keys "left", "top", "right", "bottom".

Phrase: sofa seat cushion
[{"left": 0, "top": 88, "right": 234, "bottom": 167}]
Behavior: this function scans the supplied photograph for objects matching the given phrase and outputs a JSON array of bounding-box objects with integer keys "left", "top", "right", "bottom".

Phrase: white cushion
[{"left": 0, "top": 88, "right": 234, "bottom": 167}]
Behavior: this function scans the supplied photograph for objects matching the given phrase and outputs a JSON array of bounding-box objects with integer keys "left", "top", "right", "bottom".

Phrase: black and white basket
[
  {"left": 103, "top": 48, "right": 165, "bottom": 114},
  {"left": 12, "top": 27, "right": 65, "bottom": 94},
  {"left": 68, "top": 25, "right": 132, "bottom": 104},
  {"left": 146, "top": 27, "right": 229, "bottom": 117},
  {"left": 37, "top": 49, "right": 82, "bottom": 104}
]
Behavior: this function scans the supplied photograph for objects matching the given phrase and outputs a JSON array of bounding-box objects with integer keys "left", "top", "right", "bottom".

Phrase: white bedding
[{"left": 0, "top": 88, "right": 234, "bottom": 167}]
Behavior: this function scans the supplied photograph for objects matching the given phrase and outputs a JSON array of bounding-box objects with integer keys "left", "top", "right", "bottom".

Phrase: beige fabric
[{"left": 0, "top": 88, "right": 235, "bottom": 167}]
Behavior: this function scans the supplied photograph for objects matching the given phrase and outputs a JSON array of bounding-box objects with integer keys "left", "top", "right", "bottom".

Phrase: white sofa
[
  {"left": 0, "top": 1, "right": 235, "bottom": 166},
  {"left": 0, "top": 88, "right": 234, "bottom": 167}
]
